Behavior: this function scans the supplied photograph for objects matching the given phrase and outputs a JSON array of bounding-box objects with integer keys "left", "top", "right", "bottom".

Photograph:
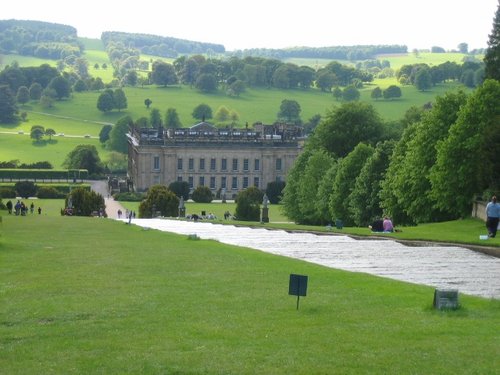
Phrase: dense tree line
[
  {"left": 0, "top": 160, "right": 53, "bottom": 169},
  {"left": 230, "top": 45, "right": 407, "bottom": 60},
  {"left": 282, "top": 80, "right": 500, "bottom": 226},
  {"left": 0, "top": 19, "right": 82, "bottom": 58},
  {"left": 101, "top": 31, "right": 225, "bottom": 58},
  {"left": 396, "top": 60, "right": 485, "bottom": 89},
  {"left": 144, "top": 55, "right": 373, "bottom": 94}
]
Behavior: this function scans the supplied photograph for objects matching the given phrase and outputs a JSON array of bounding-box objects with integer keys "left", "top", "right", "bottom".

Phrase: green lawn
[
  {"left": 0, "top": 132, "right": 111, "bottom": 168},
  {"left": 118, "top": 201, "right": 290, "bottom": 223},
  {"left": 0, "top": 214, "right": 498, "bottom": 374},
  {"left": 283, "top": 52, "right": 474, "bottom": 71},
  {"left": 379, "top": 52, "right": 473, "bottom": 70}
]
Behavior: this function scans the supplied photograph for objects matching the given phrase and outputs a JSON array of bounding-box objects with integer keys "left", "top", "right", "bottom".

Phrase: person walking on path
[
  {"left": 89, "top": 180, "right": 127, "bottom": 219},
  {"left": 486, "top": 195, "right": 500, "bottom": 238}
]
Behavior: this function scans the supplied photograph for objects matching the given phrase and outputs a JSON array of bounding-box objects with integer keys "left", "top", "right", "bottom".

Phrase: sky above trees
[{"left": 1, "top": 0, "right": 497, "bottom": 51}]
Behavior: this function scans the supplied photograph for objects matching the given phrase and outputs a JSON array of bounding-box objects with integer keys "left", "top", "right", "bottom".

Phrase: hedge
[{"left": 0, "top": 169, "right": 88, "bottom": 181}]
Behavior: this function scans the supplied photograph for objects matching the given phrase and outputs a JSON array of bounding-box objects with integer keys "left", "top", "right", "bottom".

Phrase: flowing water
[{"left": 126, "top": 218, "right": 500, "bottom": 299}]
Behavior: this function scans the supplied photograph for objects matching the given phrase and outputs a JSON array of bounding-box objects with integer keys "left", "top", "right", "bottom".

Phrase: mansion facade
[{"left": 127, "top": 122, "right": 303, "bottom": 196}]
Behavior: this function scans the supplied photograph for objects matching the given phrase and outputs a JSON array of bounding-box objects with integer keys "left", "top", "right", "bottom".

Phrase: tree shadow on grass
[
  {"left": 0, "top": 120, "right": 23, "bottom": 130},
  {"left": 32, "top": 139, "right": 58, "bottom": 147}
]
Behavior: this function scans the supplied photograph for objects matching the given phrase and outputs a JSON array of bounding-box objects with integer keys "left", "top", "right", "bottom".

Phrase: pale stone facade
[{"left": 127, "top": 122, "right": 303, "bottom": 196}]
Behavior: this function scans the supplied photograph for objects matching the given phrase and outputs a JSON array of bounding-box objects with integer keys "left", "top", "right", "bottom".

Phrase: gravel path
[{"left": 90, "top": 180, "right": 127, "bottom": 219}]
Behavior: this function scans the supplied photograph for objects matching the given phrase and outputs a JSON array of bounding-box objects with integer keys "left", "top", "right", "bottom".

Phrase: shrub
[
  {"left": 235, "top": 187, "right": 262, "bottom": 221},
  {"left": 235, "top": 194, "right": 260, "bottom": 221},
  {"left": 139, "top": 185, "right": 179, "bottom": 218},
  {"left": 191, "top": 186, "right": 213, "bottom": 203},
  {"left": 37, "top": 186, "right": 64, "bottom": 199},
  {"left": 168, "top": 181, "right": 190, "bottom": 200},
  {"left": 113, "top": 192, "right": 145, "bottom": 202},
  {"left": 15, "top": 181, "right": 37, "bottom": 198},
  {"left": 67, "top": 187, "right": 105, "bottom": 216},
  {"left": 235, "top": 186, "right": 263, "bottom": 204},
  {"left": 0, "top": 187, "right": 16, "bottom": 198},
  {"left": 266, "top": 181, "right": 286, "bottom": 204}
]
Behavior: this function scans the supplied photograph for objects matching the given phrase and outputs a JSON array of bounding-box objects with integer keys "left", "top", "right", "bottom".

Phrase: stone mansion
[{"left": 127, "top": 121, "right": 303, "bottom": 196}]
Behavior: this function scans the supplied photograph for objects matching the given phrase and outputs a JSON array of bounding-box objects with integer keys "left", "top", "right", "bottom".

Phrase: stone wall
[{"left": 471, "top": 201, "right": 487, "bottom": 221}]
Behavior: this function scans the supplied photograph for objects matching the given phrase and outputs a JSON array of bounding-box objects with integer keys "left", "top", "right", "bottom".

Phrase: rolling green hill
[{"left": 0, "top": 48, "right": 476, "bottom": 167}]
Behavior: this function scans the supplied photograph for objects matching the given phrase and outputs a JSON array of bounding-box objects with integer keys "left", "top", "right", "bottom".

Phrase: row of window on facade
[
  {"left": 152, "top": 175, "right": 283, "bottom": 190},
  {"left": 152, "top": 157, "right": 283, "bottom": 172}
]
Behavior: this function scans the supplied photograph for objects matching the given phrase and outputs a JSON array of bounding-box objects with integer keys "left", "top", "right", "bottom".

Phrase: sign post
[{"left": 289, "top": 274, "right": 308, "bottom": 310}]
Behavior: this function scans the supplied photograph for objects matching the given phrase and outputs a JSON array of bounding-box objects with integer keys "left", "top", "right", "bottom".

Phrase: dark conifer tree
[{"left": 484, "top": 1, "right": 500, "bottom": 80}]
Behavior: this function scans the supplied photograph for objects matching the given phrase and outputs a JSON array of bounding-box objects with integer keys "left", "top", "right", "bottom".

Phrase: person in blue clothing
[{"left": 485, "top": 195, "right": 500, "bottom": 238}]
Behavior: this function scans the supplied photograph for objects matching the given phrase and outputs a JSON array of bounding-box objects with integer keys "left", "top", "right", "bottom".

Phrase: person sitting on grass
[
  {"left": 383, "top": 217, "right": 394, "bottom": 232},
  {"left": 369, "top": 219, "right": 384, "bottom": 232}
]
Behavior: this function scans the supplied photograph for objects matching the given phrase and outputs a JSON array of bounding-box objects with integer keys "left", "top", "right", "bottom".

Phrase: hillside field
[{"left": 0, "top": 47, "right": 476, "bottom": 167}]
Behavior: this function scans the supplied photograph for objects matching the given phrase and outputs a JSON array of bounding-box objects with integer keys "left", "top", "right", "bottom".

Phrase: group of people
[
  {"left": 369, "top": 216, "right": 395, "bottom": 233},
  {"left": 117, "top": 209, "right": 135, "bottom": 219},
  {"left": 5, "top": 200, "right": 42, "bottom": 216},
  {"left": 486, "top": 195, "right": 500, "bottom": 238}
]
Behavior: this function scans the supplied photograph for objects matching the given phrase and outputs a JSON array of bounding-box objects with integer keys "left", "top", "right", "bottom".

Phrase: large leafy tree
[
  {"left": 29, "top": 82, "right": 43, "bottom": 100},
  {"left": 430, "top": 79, "right": 500, "bottom": 218},
  {"left": 315, "top": 163, "right": 338, "bottom": 225},
  {"left": 392, "top": 91, "right": 467, "bottom": 223},
  {"left": 0, "top": 84, "right": 18, "bottom": 123},
  {"left": 108, "top": 115, "right": 133, "bottom": 154},
  {"left": 311, "top": 102, "right": 384, "bottom": 158},
  {"left": 192, "top": 104, "right": 213, "bottom": 121},
  {"left": 195, "top": 73, "right": 217, "bottom": 92},
  {"left": 342, "top": 86, "right": 360, "bottom": 101},
  {"left": 97, "top": 90, "right": 114, "bottom": 112},
  {"left": 316, "top": 71, "right": 335, "bottom": 92},
  {"left": 63, "top": 144, "right": 104, "bottom": 175},
  {"left": 16, "top": 86, "right": 30, "bottom": 105},
  {"left": 45, "top": 128, "right": 56, "bottom": 140},
  {"left": 414, "top": 68, "right": 432, "bottom": 91},
  {"left": 149, "top": 108, "right": 162, "bottom": 128},
  {"left": 151, "top": 61, "right": 178, "bottom": 87},
  {"left": 281, "top": 149, "right": 312, "bottom": 222},
  {"left": 30, "top": 125, "right": 45, "bottom": 142},
  {"left": 180, "top": 58, "right": 199, "bottom": 86},
  {"left": 215, "top": 106, "right": 230, "bottom": 122},
  {"left": 99, "top": 124, "right": 113, "bottom": 143},
  {"left": 348, "top": 140, "right": 395, "bottom": 226},
  {"left": 228, "top": 79, "right": 245, "bottom": 97},
  {"left": 371, "top": 86, "right": 382, "bottom": 100},
  {"left": 379, "top": 124, "right": 419, "bottom": 225},
  {"left": 277, "top": 99, "right": 301, "bottom": 123},
  {"left": 47, "top": 76, "right": 71, "bottom": 100},
  {"left": 113, "top": 88, "right": 127, "bottom": 111},
  {"left": 296, "top": 149, "right": 334, "bottom": 225},
  {"left": 165, "top": 108, "right": 181, "bottom": 128},
  {"left": 329, "top": 143, "right": 375, "bottom": 226},
  {"left": 297, "top": 66, "right": 315, "bottom": 89},
  {"left": 383, "top": 85, "right": 402, "bottom": 100},
  {"left": 484, "top": 1, "right": 500, "bottom": 80}
]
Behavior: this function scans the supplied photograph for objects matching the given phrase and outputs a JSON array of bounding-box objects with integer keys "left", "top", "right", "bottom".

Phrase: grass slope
[
  {"left": 0, "top": 215, "right": 499, "bottom": 374},
  {"left": 0, "top": 50, "right": 476, "bottom": 169}
]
